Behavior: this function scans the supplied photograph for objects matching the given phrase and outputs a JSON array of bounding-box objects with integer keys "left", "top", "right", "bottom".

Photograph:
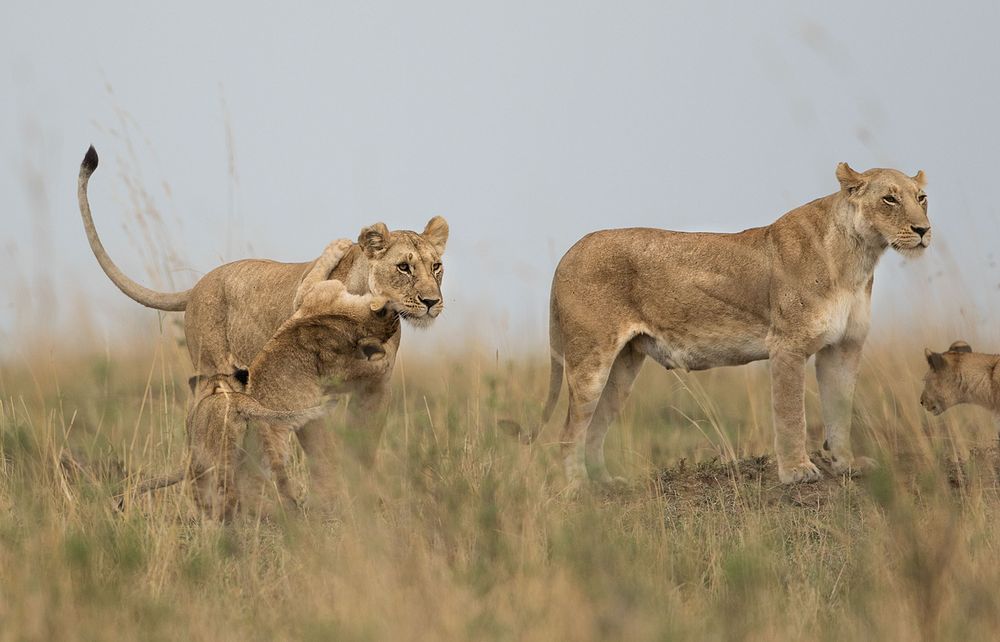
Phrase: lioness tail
[{"left": 78, "top": 145, "right": 191, "bottom": 312}]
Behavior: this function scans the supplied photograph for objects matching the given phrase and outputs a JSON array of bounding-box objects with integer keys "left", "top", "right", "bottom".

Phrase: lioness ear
[
  {"left": 836, "top": 162, "right": 866, "bottom": 195},
  {"left": 912, "top": 170, "right": 927, "bottom": 188},
  {"left": 925, "top": 349, "right": 946, "bottom": 371},
  {"left": 358, "top": 222, "right": 391, "bottom": 259},
  {"left": 422, "top": 216, "right": 449, "bottom": 255},
  {"left": 948, "top": 340, "right": 972, "bottom": 353}
]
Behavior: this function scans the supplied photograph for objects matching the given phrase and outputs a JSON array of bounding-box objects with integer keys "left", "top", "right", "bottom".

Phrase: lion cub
[
  {"left": 246, "top": 278, "right": 400, "bottom": 506},
  {"left": 921, "top": 341, "right": 1000, "bottom": 420},
  {"left": 185, "top": 372, "right": 330, "bottom": 519},
  {"left": 120, "top": 372, "right": 329, "bottom": 520}
]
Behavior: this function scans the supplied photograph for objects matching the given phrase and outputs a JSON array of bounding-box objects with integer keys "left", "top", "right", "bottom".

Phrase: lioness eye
[
  {"left": 882, "top": 195, "right": 899, "bottom": 205},
  {"left": 918, "top": 193, "right": 927, "bottom": 204},
  {"left": 432, "top": 262, "right": 442, "bottom": 272},
  {"left": 397, "top": 263, "right": 411, "bottom": 274}
]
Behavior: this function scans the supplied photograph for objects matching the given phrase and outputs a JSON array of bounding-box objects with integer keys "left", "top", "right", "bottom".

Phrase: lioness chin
[{"left": 503, "top": 163, "right": 930, "bottom": 486}]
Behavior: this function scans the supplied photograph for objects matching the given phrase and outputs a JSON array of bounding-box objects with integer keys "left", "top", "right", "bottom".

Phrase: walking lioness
[
  {"left": 77, "top": 145, "right": 447, "bottom": 469},
  {"left": 504, "top": 163, "right": 930, "bottom": 486}
]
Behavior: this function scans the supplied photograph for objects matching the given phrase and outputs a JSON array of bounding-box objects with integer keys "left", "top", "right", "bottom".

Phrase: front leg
[
  {"left": 343, "top": 378, "right": 391, "bottom": 467},
  {"left": 816, "top": 340, "right": 876, "bottom": 476},
  {"left": 770, "top": 349, "right": 822, "bottom": 484}
]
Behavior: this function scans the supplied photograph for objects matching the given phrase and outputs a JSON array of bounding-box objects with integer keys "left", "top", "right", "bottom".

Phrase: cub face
[
  {"left": 358, "top": 216, "right": 448, "bottom": 328},
  {"left": 837, "top": 163, "right": 930, "bottom": 256},
  {"left": 920, "top": 341, "right": 973, "bottom": 415},
  {"left": 292, "top": 279, "right": 399, "bottom": 386}
]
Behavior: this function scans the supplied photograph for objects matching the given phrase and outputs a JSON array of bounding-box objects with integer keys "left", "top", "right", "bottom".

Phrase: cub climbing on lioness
[
  {"left": 78, "top": 144, "right": 448, "bottom": 476},
  {"left": 126, "top": 278, "right": 398, "bottom": 517}
]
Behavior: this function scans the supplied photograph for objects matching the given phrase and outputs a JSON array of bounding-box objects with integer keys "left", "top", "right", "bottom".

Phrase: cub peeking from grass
[{"left": 921, "top": 341, "right": 1000, "bottom": 427}]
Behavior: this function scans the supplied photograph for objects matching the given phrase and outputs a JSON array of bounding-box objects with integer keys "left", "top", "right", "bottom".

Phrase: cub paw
[
  {"left": 830, "top": 455, "right": 878, "bottom": 477},
  {"left": 778, "top": 460, "right": 823, "bottom": 484}
]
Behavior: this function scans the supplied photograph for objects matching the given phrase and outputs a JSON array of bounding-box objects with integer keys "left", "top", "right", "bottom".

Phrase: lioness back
[
  {"left": 554, "top": 226, "right": 773, "bottom": 370},
  {"left": 184, "top": 247, "right": 366, "bottom": 373}
]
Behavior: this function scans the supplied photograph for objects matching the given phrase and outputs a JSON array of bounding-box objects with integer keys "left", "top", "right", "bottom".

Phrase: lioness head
[
  {"left": 837, "top": 163, "right": 930, "bottom": 256},
  {"left": 358, "top": 216, "right": 448, "bottom": 328},
  {"left": 920, "top": 341, "right": 974, "bottom": 415}
]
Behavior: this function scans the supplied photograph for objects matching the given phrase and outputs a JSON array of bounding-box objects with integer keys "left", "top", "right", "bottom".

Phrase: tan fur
[
  {"left": 921, "top": 342, "right": 1000, "bottom": 423},
  {"left": 123, "top": 373, "right": 329, "bottom": 520},
  {"left": 77, "top": 146, "right": 448, "bottom": 376},
  {"left": 243, "top": 279, "right": 399, "bottom": 506},
  {"left": 79, "top": 146, "right": 447, "bottom": 478},
  {"left": 292, "top": 239, "right": 354, "bottom": 311},
  {"left": 504, "top": 163, "right": 930, "bottom": 487}
]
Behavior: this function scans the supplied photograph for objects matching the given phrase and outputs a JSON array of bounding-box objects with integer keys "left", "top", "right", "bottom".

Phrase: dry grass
[{"left": 2, "top": 332, "right": 1000, "bottom": 641}]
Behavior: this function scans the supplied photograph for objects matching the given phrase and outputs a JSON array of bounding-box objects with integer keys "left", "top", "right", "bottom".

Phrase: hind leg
[
  {"left": 259, "top": 422, "right": 302, "bottom": 509},
  {"left": 561, "top": 352, "right": 617, "bottom": 490},
  {"left": 585, "top": 342, "right": 645, "bottom": 484}
]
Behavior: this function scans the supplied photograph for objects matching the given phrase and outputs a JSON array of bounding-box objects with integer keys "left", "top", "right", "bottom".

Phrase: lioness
[
  {"left": 77, "top": 145, "right": 447, "bottom": 470},
  {"left": 921, "top": 342, "right": 1000, "bottom": 428},
  {"left": 503, "top": 163, "right": 930, "bottom": 486},
  {"left": 122, "top": 372, "right": 330, "bottom": 520}
]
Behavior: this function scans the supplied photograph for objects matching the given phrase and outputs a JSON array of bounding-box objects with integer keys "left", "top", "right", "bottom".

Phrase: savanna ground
[{"left": 2, "top": 327, "right": 1000, "bottom": 641}]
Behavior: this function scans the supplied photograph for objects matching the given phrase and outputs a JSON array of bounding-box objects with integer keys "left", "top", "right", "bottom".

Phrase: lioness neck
[{"left": 825, "top": 193, "right": 885, "bottom": 287}]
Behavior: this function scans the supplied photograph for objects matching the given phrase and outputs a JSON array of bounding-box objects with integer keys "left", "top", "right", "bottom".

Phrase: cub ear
[
  {"left": 358, "top": 222, "right": 392, "bottom": 259},
  {"left": 925, "top": 348, "right": 946, "bottom": 371},
  {"left": 948, "top": 340, "right": 972, "bottom": 353},
  {"left": 188, "top": 375, "right": 200, "bottom": 394},
  {"left": 912, "top": 170, "right": 927, "bottom": 188},
  {"left": 422, "top": 216, "right": 449, "bottom": 255},
  {"left": 836, "top": 162, "right": 866, "bottom": 195},
  {"left": 233, "top": 368, "right": 250, "bottom": 387}
]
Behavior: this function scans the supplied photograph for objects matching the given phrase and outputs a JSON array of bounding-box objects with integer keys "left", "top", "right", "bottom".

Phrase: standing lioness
[
  {"left": 77, "top": 145, "right": 447, "bottom": 469},
  {"left": 506, "top": 163, "right": 930, "bottom": 486}
]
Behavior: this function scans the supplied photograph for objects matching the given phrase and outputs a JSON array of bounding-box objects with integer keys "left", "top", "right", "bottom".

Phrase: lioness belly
[{"left": 634, "top": 331, "right": 769, "bottom": 371}]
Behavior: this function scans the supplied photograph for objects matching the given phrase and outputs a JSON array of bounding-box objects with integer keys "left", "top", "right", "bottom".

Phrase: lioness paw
[{"left": 778, "top": 460, "right": 823, "bottom": 484}]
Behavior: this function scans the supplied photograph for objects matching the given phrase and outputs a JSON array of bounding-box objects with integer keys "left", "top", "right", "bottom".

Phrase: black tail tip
[{"left": 81, "top": 145, "right": 99, "bottom": 173}]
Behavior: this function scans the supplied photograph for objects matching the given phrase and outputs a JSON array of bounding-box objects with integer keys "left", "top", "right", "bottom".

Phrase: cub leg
[
  {"left": 216, "top": 418, "right": 247, "bottom": 521},
  {"left": 259, "top": 422, "right": 302, "bottom": 508},
  {"left": 816, "top": 340, "right": 876, "bottom": 475},
  {"left": 585, "top": 342, "right": 645, "bottom": 485},
  {"left": 770, "top": 349, "right": 822, "bottom": 484}
]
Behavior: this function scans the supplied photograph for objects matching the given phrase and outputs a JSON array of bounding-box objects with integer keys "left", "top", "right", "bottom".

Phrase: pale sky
[{"left": 3, "top": 1, "right": 999, "bottom": 356}]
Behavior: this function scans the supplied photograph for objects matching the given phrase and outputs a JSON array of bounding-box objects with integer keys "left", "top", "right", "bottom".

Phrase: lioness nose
[
  {"left": 419, "top": 296, "right": 440, "bottom": 311},
  {"left": 911, "top": 225, "right": 930, "bottom": 237}
]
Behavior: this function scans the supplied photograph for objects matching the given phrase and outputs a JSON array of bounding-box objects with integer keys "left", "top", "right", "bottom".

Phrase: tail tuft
[{"left": 81, "top": 145, "right": 99, "bottom": 175}]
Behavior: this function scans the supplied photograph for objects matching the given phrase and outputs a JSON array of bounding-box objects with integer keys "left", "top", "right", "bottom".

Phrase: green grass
[{"left": 2, "top": 336, "right": 999, "bottom": 641}]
